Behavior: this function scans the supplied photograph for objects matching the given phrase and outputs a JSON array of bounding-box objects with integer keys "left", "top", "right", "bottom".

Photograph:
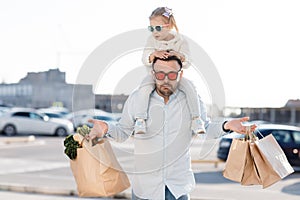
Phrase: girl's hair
[{"left": 149, "top": 7, "right": 179, "bottom": 32}]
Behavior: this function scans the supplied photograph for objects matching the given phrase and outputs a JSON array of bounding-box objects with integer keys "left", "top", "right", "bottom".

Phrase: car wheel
[
  {"left": 55, "top": 127, "right": 67, "bottom": 137},
  {"left": 3, "top": 124, "right": 17, "bottom": 136}
]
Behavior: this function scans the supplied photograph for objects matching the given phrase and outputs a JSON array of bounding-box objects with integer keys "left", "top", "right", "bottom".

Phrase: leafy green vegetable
[
  {"left": 63, "top": 134, "right": 81, "bottom": 160},
  {"left": 77, "top": 124, "right": 91, "bottom": 137}
]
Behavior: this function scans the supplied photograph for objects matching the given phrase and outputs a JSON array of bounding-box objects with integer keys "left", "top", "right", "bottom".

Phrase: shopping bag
[
  {"left": 223, "top": 129, "right": 294, "bottom": 189},
  {"left": 70, "top": 133, "right": 130, "bottom": 197},
  {"left": 223, "top": 138, "right": 250, "bottom": 182},
  {"left": 249, "top": 142, "right": 281, "bottom": 188},
  {"left": 223, "top": 133, "right": 261, "bottom": 185},
  {"left": 254, "top": 134, "right": 294, "bottom": 188},
  {"left": 240, "top": 141, "right": 261, "bottom": 186}
]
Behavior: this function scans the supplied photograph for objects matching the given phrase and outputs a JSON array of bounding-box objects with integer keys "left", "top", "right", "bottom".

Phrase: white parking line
[
  {"left": 0, "top": 158, "right": 69, "bottom": 175},
  {"left": 0, "top": 140, "right": 45, "bottom": 149}
]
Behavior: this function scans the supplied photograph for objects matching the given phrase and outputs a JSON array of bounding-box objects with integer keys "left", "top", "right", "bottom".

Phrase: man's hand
[
  {"left": 224, "top": 117, "right": 257, "bottom": 134},
  {"left": 87, "top": 119, "right": 108, "bottom": 140}
]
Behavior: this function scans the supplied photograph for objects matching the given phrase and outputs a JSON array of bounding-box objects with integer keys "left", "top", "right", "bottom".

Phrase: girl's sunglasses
[{"left": 148, "top": 24, "right": 169, "bottom": 32}]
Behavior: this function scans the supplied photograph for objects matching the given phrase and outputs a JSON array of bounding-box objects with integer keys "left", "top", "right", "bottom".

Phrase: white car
[
  {"left": 65, "top": 109, "right": 120, "bottom": 130},
  {"left": 0, "top": 108, "right": 74, "bottom": 136}
]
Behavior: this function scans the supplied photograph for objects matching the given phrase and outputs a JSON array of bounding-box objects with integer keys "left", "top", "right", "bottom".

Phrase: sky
[{"left": 1, "top": 0, "right": 300, "bottom": 108}]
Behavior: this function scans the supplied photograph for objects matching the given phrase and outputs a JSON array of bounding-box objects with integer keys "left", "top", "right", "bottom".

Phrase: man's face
[{"left": 152, "top": 59, "right": 182, "bottom": 97}]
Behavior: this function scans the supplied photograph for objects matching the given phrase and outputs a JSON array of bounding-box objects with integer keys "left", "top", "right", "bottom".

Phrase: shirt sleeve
[
  {"left": 106, "top": 93, "right": 136, "bottom": 142},
  {"left": 142, "top": 36, "right": 156, "bottom": 67},
  {"left": 197, "top": 95, "right": 230, "bottom": 139},
  {"left": 178, "top": 36, "right": 191, "bottom": 69}
]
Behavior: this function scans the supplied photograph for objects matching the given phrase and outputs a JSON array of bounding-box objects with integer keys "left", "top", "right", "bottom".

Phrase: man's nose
[{"left": 163, "top": 76, "right": 169, "bottom": 82}]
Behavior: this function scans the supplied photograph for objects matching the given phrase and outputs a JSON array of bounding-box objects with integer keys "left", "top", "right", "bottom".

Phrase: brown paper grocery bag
[
  {"left": 70, "top": 134, "right": 130, "bottom": 197},
  {"left": 223, "top": 137, "right": 261, "bottom": 185},
  {"left": 223, "top": 132, "right": 294, "bottom": 189},
  {"left": 223, "top": 139, "right": 249, "bottom": 182},
  {"left": 255, "top": 134, "right": 294, "bottom": 179},
  {"left": 240, "top": 142, "right": 261, "bottom": 186},
  {"left": 249, "top": 142, "right": 281, "bottom": 188},
  {"left": 253, "top": 134, "right": 294, "bottom": 188}
]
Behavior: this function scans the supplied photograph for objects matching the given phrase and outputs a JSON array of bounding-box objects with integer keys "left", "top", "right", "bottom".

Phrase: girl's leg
[
  {"left": 179, "top": 77, "right": 206, "bottom": 134},
  {"left": 134, "top": 75, "right": 155, "bottom": 134}
]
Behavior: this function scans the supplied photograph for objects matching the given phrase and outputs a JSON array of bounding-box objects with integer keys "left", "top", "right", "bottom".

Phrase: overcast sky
[{"left": 1, "top": 0, "right": 300, "bottom": 108}]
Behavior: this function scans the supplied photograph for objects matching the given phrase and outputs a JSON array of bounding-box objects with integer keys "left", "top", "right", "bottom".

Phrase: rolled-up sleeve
[
  {"left": 142, "top": 36, "right": 156, "bottom": 67},
  {"left": 197, "top": 95, "right": 229, "bottom": 139},
  {"left": 107, "top": 93, "right": 136, "bottom": 142},
  {"left": 179, "top": 37, "right": 191, "bottom": 68}
]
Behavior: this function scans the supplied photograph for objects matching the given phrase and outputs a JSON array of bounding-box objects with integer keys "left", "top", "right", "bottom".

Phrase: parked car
[
  {"left": 38, "top": 110, "right": 65, "bottom": 119},
  {"left": 0, "top": 105, "right": 11, "bottom": 116},
  {"left": 217, "top": 124, "right": 300, "bottom": 167},
  {"left": 82, "top": 114, "right": 119, "bottom": 128},
  {"left": 37, "top": 107, "right": 69, "bottom": 116},
  {"left": 0, "top": 108, "right": 74, "bottom": 136},
  {"left": 65, "top": 109, "right": 119, "bottom": 130}
]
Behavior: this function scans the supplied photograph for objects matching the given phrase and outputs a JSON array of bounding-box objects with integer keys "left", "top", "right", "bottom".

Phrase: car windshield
[
  {"left": 93, "top": 116, "right": 115, "bottom": 121},
  {"left": 30, "top": 112, "right": 45, "bottom": 120},
  {"left": 292, "top": 131, "right": 300, "bottom": 145},
  {"left": 272, "top": 130, "right": 292, "bottom": 144},
  {"left": 44, "top": 112, "right": 63, "bottom": 118}
]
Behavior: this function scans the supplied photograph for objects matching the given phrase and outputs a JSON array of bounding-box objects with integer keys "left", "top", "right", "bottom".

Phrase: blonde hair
[{"left": 149, "top": 7, "right": 179, "bottom": 32}]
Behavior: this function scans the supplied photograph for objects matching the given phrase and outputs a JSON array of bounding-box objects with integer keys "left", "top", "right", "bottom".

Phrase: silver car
[{"left": 0, "top": 108, "right": 74, "bottom": 136}]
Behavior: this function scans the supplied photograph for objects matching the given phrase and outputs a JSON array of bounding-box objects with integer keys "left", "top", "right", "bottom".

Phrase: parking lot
[{"left": 0, "top": 135, "right": 299, "bottom": 200}]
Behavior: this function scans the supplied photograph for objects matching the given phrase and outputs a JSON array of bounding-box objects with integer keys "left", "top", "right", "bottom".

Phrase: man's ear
[
  {"left": 179, "top": 70, "right": 183, "bottom": 79},
  {"left": 151, "top": 70, "right": 156, "bottom": 80}
]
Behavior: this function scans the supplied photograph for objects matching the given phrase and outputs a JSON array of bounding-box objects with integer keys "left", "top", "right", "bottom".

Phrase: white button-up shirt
[{"left": 108, "top": 89, "right": 225, "bottom": 199}]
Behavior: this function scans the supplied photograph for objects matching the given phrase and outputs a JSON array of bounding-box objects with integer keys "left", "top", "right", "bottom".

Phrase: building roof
[{"left": 285, "top": 99, "right": 300, "bottom": 107}]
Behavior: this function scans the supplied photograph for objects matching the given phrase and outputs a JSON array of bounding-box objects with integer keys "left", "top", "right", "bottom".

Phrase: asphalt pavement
[{"left": 0, "top": 136, "right": 299, "bottom": 200}]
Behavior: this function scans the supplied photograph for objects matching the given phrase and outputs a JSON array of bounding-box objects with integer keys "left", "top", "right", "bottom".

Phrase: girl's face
[{"left": 149, "top": 16, "right": 171, "bottom": 41}]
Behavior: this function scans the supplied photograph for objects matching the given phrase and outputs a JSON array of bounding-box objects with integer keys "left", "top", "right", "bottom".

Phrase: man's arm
[
  {"left": 203, "top": 116, "right": 257, "bottom": 140},
  {"left": 196, "top": 96, "right": 256, "bottom": 138},
  {"left": 223, "top": 117, "right": 257, "bottom": 134},
  {"left": 88, "top": 94, "right": 136, "bottom": 143}
]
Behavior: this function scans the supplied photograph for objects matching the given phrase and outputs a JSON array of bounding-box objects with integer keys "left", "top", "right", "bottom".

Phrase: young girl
[{"left": 134, "top": 7, "right": 206, "bottom": 134}]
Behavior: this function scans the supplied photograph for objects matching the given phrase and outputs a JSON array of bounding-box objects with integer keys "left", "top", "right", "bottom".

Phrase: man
[{"left": 88, "top": 56, "right": 256, "bottom": 199}]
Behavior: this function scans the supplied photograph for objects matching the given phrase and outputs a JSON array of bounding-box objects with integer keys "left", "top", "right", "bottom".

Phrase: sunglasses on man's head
[
  {"left": 153, "top": 70, "right": 181, "bottom": 80},
  {"left": 148, "top": 24, "right": 169, "bottom": 32}
]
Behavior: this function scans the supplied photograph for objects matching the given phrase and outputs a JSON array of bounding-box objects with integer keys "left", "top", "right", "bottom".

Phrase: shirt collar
[{"left": 152, "top": 89, "right": 180, "bottom": 103}]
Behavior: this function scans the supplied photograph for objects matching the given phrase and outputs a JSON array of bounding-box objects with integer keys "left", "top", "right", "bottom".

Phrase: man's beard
[{"left": 156, "top": 83, "right": 174, "bottom": 97}]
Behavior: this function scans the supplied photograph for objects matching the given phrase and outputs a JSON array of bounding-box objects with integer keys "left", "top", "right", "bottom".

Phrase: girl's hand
[{"left": 149, "top": 50, "right": 170, "bottom": 62}]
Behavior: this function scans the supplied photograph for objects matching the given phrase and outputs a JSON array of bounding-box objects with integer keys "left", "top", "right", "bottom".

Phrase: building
[
  {"left": 225, "top": 100, "right": 300, "bottom": 126},
  {"left": 0, "top": 69, "right": 94, "bottom": 111}
]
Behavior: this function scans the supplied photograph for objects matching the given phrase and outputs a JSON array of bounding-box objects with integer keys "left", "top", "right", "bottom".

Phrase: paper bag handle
[
  {"left": 244, "top": 126, "right": 264, "bottom": 142},
  {"left": 255, "top": 128, "right": 264, "bottom": 138},
  {"left": 244, "top": 126, "right": 258, "bottom": 142},
  {"left": 79, "top": 135, "right": 88, "bottom": 148}
]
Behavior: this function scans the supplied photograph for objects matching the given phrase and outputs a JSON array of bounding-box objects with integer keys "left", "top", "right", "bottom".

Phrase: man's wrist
[
  {"left": 102, "top": 121, "right": 108, "bottom": 135},
  {"left": 222, "top": 121, "right": 232, "bottom": 133},
  {"left": 102, "top": 122, "right": 112, "bottom": 138}
]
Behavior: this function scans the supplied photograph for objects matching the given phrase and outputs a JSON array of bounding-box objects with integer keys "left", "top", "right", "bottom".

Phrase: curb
[
  {"left": 0, "top": 135, "right": 36, "bottom": 144},
  {"left": 0, "top": 183, "right": 77, "bottom": 196},
  {"left": 0, "top": 183, "right": 222, "bottom": 200},
  {"left": 0, "top": 183, "right": 131, "bottom": 199}
]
